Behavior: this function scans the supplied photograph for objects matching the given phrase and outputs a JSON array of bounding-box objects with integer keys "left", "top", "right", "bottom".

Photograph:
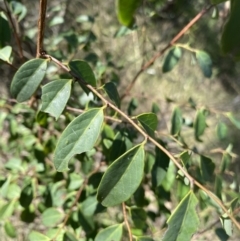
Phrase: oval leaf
[
  {"left": 162, "top": 47, "right": 182, "bottom": 73},
  {"left": 95, "top": 224, "right": 123, "bottom": 241},
  {"left": 19, "top": 182, "right": 33, "bottom": 208},
  {"left": 41, "top": 208, "right": 64, "bottom": 227},
  {"left": 200, "top": 155, "right": 215, "bottom": 182},
  {"left": 53, "top": 108, "right": 104, "bottom": 171},
  {"left": 10, "top": 58, "right": 47, "bottom": 102},
  {"left": 116, "top": 0, "right": 141, "bottom": 27},
  {"left": 136, "top": 112, "right": 158, "bottom": 138},
  {"left": 196, "top": 51, "right": 212, "bottom": 78},
  {"left": 194, "top": 110, "right": 207, "bottom": 141},
  {"left": 171, "top": 107, "right": 182, "bottom": 136},
  {"left": 221, "top": 0, "right": 240, "bottom": 58},
  {"left": 103, "top": 82, "right": 121, "bottom": 108},
  {"left": 162, "top": 191, "right": 199, "bottom": 241},
  {"left": 41, "top": 79, "right": 73, "bottom": 120},
  {"left": 29, "top": 231, "right": 51, "bottom": 241},
  {"left": 97, "top": 144, "right": 145, "bottom": 207},
  {"left": 0, "top": 46, "right": 12, "bottom": 62},
  {"left": 69, "top": 60, "right": 96, "bottom": 94},
  {"left": 4, "top": 221, "right": 17, "bottom": 238}
]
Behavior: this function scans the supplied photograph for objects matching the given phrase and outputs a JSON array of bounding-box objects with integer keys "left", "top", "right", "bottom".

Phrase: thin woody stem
[
  {"left": 45, "top": 53, "right": 240, "bottom": 231},
  {"left": 122, "top": 203, "right": 132, "bottom": 241},
  {"left": 121, "top": 4, "right": 213, "bottom": 99},
  {"left": 37, "top": 0, "right": 48, "bottom": 57}
]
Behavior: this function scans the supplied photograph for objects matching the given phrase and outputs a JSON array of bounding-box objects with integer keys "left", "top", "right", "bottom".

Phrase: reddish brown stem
[
  {"left": 37, "top": 0, "right": 48, "bottom": 57},
  {"left": 121, "top": 4, "right": 213, "bottom": 99}
]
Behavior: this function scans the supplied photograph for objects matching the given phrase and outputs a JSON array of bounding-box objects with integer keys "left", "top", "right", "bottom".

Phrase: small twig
[
  {"left": 3, "top": 0, "right": 23, "bottom": 59},
  {"left": 37, "top": 0, "right": 48, "bottom": 57},
  {"left": 122, "top": 203, "right": 132, "bottom": 241},
  {"left": 121, "top": 4, "right": 213, "bottom": 99}
]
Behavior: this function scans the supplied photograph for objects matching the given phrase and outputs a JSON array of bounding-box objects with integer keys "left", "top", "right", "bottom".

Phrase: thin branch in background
[
  {"left": 121, "top": 4, "right": 214, "bottom": 100},
  {"left": 36, "top": 0, "right": 48, "bottom": 57},
  {"left": 0, "top": 59, "right": 18, "bottom": 70},
  {"left": 122, "top": 203, "right": 132, "bottom": 241},
  {"left": 3, "top": 0, "right": 23, "bottom": 59},
  {"left": 45, "top": 52, "right": 240, "bottom": 231}
]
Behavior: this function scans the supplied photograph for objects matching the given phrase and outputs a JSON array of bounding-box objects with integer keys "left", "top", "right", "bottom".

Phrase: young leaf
[
  {"left": 97, "top": 144, "right": 145, "bottom": 207},
  {"left": 10, "top": 58, "right": 48, "bottom": 102},
  {"left": 116, "top": 0, "right": 141, "bottom": 27},
  {"left": 53, "top": 108, "right": 104, "bottom": 171},
  {"left": 94, "top": 224, "right": 123, "bottom": 241},
  {"left": 41, "top": 79, "right": 73, "bottom": 120},
  {"left": 69, "top": 60, "right": 96, "bottom": 94},
  {"left": 196, "top": 50, "right": 212, "bottom": 78},
  {"left": 136, "top": 112, "right": 158, "bottom": 138},
  {"left": 103, "top": 82, "right": 121, "bottom": 108},
  {"left": 200, "top": 155, "right": 215, "bottom": 182},
  {"left": 171, "top": 107, "right": 182, "bottom": 136},
  {"left": 0, "top": 46, "right": 12, "bottom": 62},
  {"left": 29, "top": 231, "right": 51, "bottom": 241},
  {"left": 162, "top": 47, "right": 182, "bottom": 73},
  {"left": 194, "top": 109, "right": 207, "bottom": 141},
  {"left": 41, "top": 208, "right": 64, "bottom": 227},
  {"left": 221, "top": 0, "right": 240, "bottom": 58},
  {"left": 162, "top": 191, "right": 199, "bottom": 241}
]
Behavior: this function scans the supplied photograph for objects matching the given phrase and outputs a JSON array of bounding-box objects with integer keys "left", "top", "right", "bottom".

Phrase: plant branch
[
  {"left": 122, "top": 203, "right": 132, "bottom": 241},
  {"left": 3, "top": 0, "right": 23, "bottom": 59},
  {"left": 45, "top": 53, "right": 240, "bottom": 231},
  {"left": 37, "top": 0, "right": 47, "bottom": 57},
  {"left": 121, "top": 4, "right": 213, "bottom": 99}
]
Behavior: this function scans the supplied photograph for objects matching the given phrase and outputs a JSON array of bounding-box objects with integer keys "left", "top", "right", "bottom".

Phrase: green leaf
[
  {"left": 216, "top": 122, "right": 228, "bottom": 140},
  {"left": 196, "top": 51, "right": 212, "bottom": 78},
  {"left": 19, "top": 182, "right": 33, "bottom": 208},
  {"left": 0, "top": 175, "right": 11, "bottom": 198},
  {"left": 221, "top": 0, "right": 240, "bottom": 59},
  {"left": 9, "top": 1, "right": 27, "bottom": 22},
  {"left": 0, "top": 14, "right": 11, "bottom": 48},
  {"left": 103, "top": 82, "right": 121, "bottom": 108},
  {"left": 54, "top": 108, "right": 104, "bottom": 171},
  {"left": 0, "top": 46, "right": 12, "bottom": 62},
  {"left": 200, "top": 155, "right": 215, "bottom": 182},
  {"left": 116, "top": 0, "right": 141, "bottom": 27},
  {"left": 4, "top": 221, "right": 17, "bottom": 238},
  {"left": 0, "top": 200, "right": 16, "bottom": 220},
  {"left": 41, "top": 79, "right": 73, "bottom": 120},
  {"left": 95, "top": 224, "right": 123, "bottom": 241},
  {"left": 226, "top": 112, "right": 240, "bottom": 129},
  {"left": 64, "top": 231, "right": 78, "bottom": 241},
  {"left": 220, "top": 153, "right": 231, "bottom": 174},
  {"left": 162, "top": 47, "right": 182, "bottom": 73},
  {"left": 97, "top": 144, "right": 145, "bottom": 207},
  {"left": 42, "top": 208, "right": 64, "bottom": 227},
  {"left": 29, "top": 231, "right": 51, "bottom": 241},
  {"left": 131, "top": 207, "right": 147, "bottom": 229},
  {"left": 171, "top": 107, "right": 182, "bottom": 136},
  {"left": 162, "top": 191, "right": 199, "bottom": 241},
  {"left": 136, "top": 112, "right": 158, "bottom": 138},
  {"left": 215, "top": 175, "right": 222, "bottom": 200},
  {"left": 194, "top": 109, "right": 207, "bottom": 141},
  {"left": 69, "top": 60, "right": 97, "bottom": 94},
  {"left": 10, "top": 58, "right": 48, "bottom": 102}
]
